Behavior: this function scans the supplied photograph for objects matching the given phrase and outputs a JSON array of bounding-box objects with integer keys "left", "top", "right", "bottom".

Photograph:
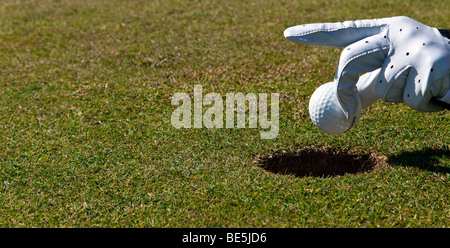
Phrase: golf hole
[{"left": 255, "top": 147, "right": 386, "bottom": 178}]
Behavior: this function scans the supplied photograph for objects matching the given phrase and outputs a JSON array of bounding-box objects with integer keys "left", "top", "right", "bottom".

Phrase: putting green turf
[{"left": 0, "top": 0, "right": 448, "bottom": 227}]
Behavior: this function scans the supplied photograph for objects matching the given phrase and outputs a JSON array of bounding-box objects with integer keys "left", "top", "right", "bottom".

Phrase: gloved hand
[{"left": 284, "top": 16, "right": 450, "bottom": 120}]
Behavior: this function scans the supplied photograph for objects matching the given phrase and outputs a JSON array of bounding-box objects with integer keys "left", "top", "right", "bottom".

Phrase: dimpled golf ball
[{"left": 309, "top": 82, "right": 361, "bottom": 134}]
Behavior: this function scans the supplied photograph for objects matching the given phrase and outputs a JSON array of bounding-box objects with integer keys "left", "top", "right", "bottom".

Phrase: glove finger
[
  {"left": 379, "top": 66, "right": 448, "bottom": 112},
  {"left": 335, "top": 33, "right": 389, "bottom": 118},
  {"left": 377, "top": 41, "right": 450, "bottom": 112},
  {"left": 356, "top": 68, "right": 382, "bottom": 109},
  {"left": 402, "top": 67, "right": 449, "bottom": 112},
  {"left": 284, "top": 18, "right": 389, "bottom": 47},
  {"left": 376, "top": 65, "right": 412, "bottom": 102}
]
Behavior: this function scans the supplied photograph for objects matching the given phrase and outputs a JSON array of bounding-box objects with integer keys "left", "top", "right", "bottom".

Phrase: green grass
[{"left": 0, "top": 0, "right": 449, "bottom": 227}]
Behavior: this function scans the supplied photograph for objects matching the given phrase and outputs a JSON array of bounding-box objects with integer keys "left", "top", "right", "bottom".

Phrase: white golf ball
[{"left": 308, "top": 82, "right": 361, "bottom": 134}]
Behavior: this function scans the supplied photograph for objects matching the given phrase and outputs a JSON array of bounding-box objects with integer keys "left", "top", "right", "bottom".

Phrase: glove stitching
[{"left": 290, "top": 24, "right": 386, "bottom": 37}]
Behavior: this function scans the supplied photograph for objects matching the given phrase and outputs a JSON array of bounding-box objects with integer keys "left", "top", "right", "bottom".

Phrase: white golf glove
[{"left": 284, "top": 16, "right": 450, "bottom": 120}]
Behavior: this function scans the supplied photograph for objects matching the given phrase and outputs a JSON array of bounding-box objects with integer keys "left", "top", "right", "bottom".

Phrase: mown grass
[{"left": 0, "top": 0, "right": 448, "bottom": 227}]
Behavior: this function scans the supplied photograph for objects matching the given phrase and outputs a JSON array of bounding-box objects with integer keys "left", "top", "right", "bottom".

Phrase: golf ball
[{"left": 309, "top": 82, "right": 361, "bottom": 134}]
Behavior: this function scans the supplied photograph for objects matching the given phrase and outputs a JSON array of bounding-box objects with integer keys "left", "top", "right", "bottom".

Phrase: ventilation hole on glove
[
  {"left": 423, "top": 43, "right": 426, "bottom": 46},
  {"left": 379, "top": 80, "right": 382, "bottom": 84},
  {"left": 430, "top": 68, "right": 434, "bottom": 72},
  {"left": 416, "top": 27, "right": 419, "bottom": 29},
  {"left": 400, "top": 28, "right": 402, "bottom": 31},
  {"left": 418, "top": 79, "right": 421, "bottom": 83},
  {"left": 407, "top": 94, "right": 410, "bottom": 97},
  {"left": 391, "top": 65, "right": 394, "bottom": 69},
  {"left": 384, "top": 35, "right": 387, "bottom": 38},
  {"left": 347, "top": 48, "right": 351, "bottom": 50},
  {"left": 406, "top": 52, "right": 409, "bottom": 56},
  {"left": 365, "top": 40, "right": 369, "bottom": 43}
]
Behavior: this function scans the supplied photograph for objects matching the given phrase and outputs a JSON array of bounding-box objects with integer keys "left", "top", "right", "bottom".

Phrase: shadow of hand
[{"left": 387, "top": 147, "right": 450, "bottom": 174}]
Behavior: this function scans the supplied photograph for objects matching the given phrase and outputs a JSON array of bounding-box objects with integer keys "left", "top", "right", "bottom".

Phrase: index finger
[{"left": 284, "top": 18, "right": 388, "bottom": 47}]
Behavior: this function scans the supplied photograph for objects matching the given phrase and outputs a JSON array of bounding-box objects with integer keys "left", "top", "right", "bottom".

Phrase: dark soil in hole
[{"left": 254, "top": 146, "right": 386, "bottom": 178}]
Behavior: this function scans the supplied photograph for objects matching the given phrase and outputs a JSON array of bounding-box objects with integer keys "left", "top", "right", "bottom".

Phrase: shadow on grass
[
  {"left": 387, "top": 147, "right": 450, "bottom": 174},
  {"left": 254, "top": 147, "right": 386, "bottom": 178}
]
